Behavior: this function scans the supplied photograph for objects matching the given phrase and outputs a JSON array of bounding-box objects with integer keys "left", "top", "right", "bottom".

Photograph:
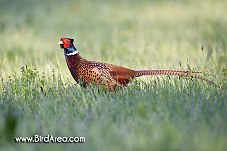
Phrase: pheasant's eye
[{"left": 60, "top": 44, "right": 64, "bottom": 48}]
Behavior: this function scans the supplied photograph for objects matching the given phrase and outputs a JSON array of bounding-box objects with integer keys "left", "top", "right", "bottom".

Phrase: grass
[{"left": 0, "top": 0, "right": 227, "bottom": 150}]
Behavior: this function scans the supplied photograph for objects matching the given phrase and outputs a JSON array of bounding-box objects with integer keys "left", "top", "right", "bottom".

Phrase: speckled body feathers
[{"left": 65, "top": 53, "right": 137, "bottom": 90}]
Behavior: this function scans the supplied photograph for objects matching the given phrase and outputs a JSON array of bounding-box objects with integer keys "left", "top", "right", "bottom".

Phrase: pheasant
[{"left": 58, "top": 37, "right": 217, "bottom": 91}]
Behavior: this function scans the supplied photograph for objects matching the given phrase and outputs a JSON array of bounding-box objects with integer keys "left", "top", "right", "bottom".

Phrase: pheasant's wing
[
  {"left": 105, "top": 63, "right": 136, "bottom": 76},
  {"left": 104, "top": 63, "right": 137, "bottom": 85}
]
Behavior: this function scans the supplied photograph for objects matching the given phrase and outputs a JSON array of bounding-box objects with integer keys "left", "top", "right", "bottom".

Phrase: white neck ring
[{"left": 66, "top": 51, "right": 79, "bottom": 56}]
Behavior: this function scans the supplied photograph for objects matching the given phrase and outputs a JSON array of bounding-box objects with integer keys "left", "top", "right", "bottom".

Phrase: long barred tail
[{"left": 135, "top": 69, "right": 220, "bottom": 88}]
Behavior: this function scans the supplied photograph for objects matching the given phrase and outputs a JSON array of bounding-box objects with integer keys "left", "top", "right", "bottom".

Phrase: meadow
[{"left": 0, "top": 0, "right": 227, "bottom": 150}]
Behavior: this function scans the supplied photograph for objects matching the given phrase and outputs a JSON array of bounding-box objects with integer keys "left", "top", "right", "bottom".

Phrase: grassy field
[{"left": 0, "top": 0, "right": 227, "bottom": 150}]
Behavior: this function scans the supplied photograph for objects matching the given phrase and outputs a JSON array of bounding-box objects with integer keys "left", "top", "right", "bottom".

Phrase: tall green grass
[{"left": 0, "top": 0, "right": 227, "bottom": 150}]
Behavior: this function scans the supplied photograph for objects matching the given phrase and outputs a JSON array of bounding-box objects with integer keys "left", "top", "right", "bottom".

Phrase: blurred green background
[
  {"left": 0, "top": 0, "right": 227, "bottom": 150},
  {"left": 0, "top": 0, "right": 226, "bottom": 79}
]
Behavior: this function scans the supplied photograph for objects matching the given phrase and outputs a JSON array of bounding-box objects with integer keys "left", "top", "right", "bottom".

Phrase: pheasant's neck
[
  {"left": 65, "top": 49, "right": 82, "bottom": 67},
  {"left": 65, "top": 49, "right": 83, "bottom": 83},
  {"left": 64, "top": 45, "right": 78, "bottom": 57}
]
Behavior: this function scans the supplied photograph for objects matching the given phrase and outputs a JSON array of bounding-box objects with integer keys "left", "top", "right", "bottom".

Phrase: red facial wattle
[{"left": 59, "top": 38, "right": 71, "bottom": 49}]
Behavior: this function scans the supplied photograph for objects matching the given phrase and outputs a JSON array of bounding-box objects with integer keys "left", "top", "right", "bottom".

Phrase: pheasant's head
[
  {"left": 58, "top": 37, "right": 78, "bottom": 56},
  {"left": 58, "top": 38, "right": 74, "bottom": 49}
]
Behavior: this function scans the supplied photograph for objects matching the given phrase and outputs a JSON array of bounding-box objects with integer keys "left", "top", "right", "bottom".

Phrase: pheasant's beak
[
  {"left": 58, "top": 41, "right": 64, "bottom": 49},
  {"left": 58, "top": 41, "right": 63, "bottom": 45}
]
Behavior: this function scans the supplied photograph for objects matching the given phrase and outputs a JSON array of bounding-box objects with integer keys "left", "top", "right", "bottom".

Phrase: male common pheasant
[{"left": 58, "top": 37, "right": 217, "bottom": 91}]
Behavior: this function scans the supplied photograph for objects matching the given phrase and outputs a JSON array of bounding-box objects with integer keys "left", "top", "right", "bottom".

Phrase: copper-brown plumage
[{"left": 58, "top": 37, "right": 218, "bottom": 91}]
